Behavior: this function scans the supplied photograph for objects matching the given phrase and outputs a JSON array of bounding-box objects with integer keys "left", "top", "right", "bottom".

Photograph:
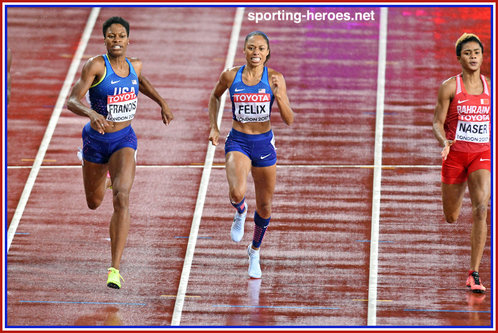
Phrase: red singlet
[
  {"left": 442, "top": 74, "right": 491, "bottom": 184},
  {"left": 444, "top": 74, "right": 490, "bottom": 152}
]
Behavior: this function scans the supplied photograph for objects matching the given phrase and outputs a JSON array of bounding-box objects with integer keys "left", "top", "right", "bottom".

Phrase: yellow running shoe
[{"left": 107, "top": 267, "right": 124, "bottom": 289}]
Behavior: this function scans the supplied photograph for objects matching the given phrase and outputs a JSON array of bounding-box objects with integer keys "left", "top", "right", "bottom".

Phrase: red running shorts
[{"left": 442, "top": 149, "right": 491, "bottom": 184}]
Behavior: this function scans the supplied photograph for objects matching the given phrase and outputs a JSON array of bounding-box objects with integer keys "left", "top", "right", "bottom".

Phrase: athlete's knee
[
  {"left": 443, "top": 203, "right": 461, "bottom": 224},
  {"left": 445, "top": 217, "right": 458, "bottom": 224},
  {"left": 472, "top": 202, "right": 488, "bottom": 221},
  {"left": 86, "top": 197, "right": 103, "bottom": 210},
  {"left": 444, "top": 212, "right": 459, "bottom": 224},
  {"left": 229, "top": 188, "right": 245, "bottom": 205},
  {"left": 112, "top": 189, "right": 130, "bottom": 210},
  {"left": 256, "top": 202, "right": 272, "bottom": 218}
]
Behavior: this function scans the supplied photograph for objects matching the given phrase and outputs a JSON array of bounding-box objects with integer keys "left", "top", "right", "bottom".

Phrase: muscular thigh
[
  {"left": 226, "top": 151, "right": 252, "bottom": 191},
  {"left": 441, "top": 181, "right": 467, "bottom": 218},
  {"left": 251, "top": 164, "right": 276, "bottom": 204},
  {"left": 82, "top": 159, "right": 108, "bottom": 194},
  {"left": 467, "top": 169, "right": 491, "bottom": 205},
  {"left": 442, "top": 150, "right": 468, "bottom": 184},
  {"left": 108, "top": 147, "right": 136, "bottom": 193}
]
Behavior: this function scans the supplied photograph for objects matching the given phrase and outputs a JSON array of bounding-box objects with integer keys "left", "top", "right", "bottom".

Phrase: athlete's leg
[
  {"left": 82, "top": 160, "right": 109, "bottom": 210},
  {"left": 441, "top": 181, "right": 467, "bottom": 223},
  {"left": 467, "top": 169, "right": 490, "bottom": 272},
  {"left": 107, "top": 147, "right": 136, "bottom": 270},
  {"left": 245, "top": 164, "right": 275, "bottom": 278},
  {"left": 226, "top": 151, "right": 252, "bottom": 205},
  {"left": 250, "top": 164, "right": 276, "bottom": 249}
]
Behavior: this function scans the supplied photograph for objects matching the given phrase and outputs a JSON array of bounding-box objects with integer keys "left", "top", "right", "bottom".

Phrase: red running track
[{"left": 4, "top": 5, "right": 494, "bottom": 329}]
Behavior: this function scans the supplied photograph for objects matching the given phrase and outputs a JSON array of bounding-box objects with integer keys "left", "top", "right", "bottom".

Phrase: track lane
[{"left": 5, "top": 5, "right": 493, "bottom": 328}]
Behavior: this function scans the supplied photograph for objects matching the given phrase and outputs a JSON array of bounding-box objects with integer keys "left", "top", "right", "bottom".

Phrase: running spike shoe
[
  {"left": 466, "top": 271, "right": 486, "bottom": 293},
  {"left": 107, "top": 267, "right": 124, "bottom": 289},
  {"left": 231, "top": 204, "right": 247, "bottom": 242},
  {"left": 247, "top": 244, "right": 262, "bottom": 279}
]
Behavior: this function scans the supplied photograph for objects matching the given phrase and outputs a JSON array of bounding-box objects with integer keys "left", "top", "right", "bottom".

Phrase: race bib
[
  {"left": 106, "top": 91, "right": 138, "bottom": 122},
  {"left": 455, "top": 120, "right": 489, "bottom": 143},
  {"left": 233, "top": 93, "right": 271, "bottom": 123}
]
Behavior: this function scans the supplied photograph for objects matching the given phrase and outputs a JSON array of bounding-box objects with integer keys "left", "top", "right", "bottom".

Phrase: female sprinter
[
  {"left": 208, "top": 31, "right": 294, "bottom": 278},
  {"left": 67, "top": 16, "right": 173, "bottom": 289},
  {"left": 432, "top": 33, "right": 490, "bottom": 293}
]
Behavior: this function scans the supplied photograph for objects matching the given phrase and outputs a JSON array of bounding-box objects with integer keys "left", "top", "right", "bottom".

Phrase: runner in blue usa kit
[
  {"left": 226, "top": 65, "right": 277, "bottom": 168},
  {"left": 208, "top": 31, "right": 294, "bottom": 278},
  {"left": 67, "top": 17, "right": 173, "bottom": 289},
  {"left": 82, "top": 54, "right": 139, "bottom": 164}
]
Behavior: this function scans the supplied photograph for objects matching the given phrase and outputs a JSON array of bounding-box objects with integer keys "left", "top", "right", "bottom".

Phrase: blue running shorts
[
  {"left": 82, "top": 122, "right": 137, "bottom": 164},
  {"left": 224, "top": 128, "right": 277, "bottom": 167}
]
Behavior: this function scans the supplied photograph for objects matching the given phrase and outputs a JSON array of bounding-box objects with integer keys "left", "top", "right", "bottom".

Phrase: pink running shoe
[
  {"left": 466, "top": 271, "right": 486, "bottom": 293},
  {"left": 106, "top": 171, "right": 112, "bottom": 189}
]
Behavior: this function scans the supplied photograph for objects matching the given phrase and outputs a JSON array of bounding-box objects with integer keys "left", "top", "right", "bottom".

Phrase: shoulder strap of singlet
[
  {"left": 455, "top": 73, "right": 489, "bottom": 96},
  {"left": 125, "top": 57, "right": 138, "bottom": 78},
  {"left": 455, "top": 74, "right": 462, "bottom": 95},
  {"left": 230, "top": 66, "right": 245, "bottom": 89},
  {"left": 235, "top": 65, "right": 244, "bottom": 82},
  {"left": 262, "top": 66, "right": 269, "bottom": 85},
  {"left": 481, "top": 74, "right": 490, "bottom": 96},
  {"left": 90, "top": 54, "right": 109, "bottom": 88}
]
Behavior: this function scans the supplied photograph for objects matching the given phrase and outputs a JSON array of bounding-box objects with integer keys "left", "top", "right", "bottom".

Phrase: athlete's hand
[
  {"left": 90, "top": 112, "right": 111, "bottom": 135},
  {"left": 209, "top": 128, "right": 220, "bottom": 146},
  {"left": 441, "top": 140, "right": 453, "bottom": 161},
  {"left": 161, "top": 104, "right": 174, "bottom": 125},
  {"left": 270, "top": 74, "right": 281, "bottom": 98}
]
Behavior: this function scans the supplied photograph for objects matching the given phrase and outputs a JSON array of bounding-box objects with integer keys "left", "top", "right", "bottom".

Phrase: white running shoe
[
  {"left": 77, "top": 147, "right": 83, "bottom": 163},
  {"left": 247, "top": 244, "right": 262, "bottom": 279},
  {"left": 231, "top": 204, "right": 247, "bottom": 242}
]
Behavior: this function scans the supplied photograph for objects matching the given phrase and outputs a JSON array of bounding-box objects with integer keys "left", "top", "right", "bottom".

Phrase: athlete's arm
[
  {"left": 138, "top": 74, "right": 174, "bottom": 125},
  {"left": 269, "top": 70, "right": 294, "bottom": 126},
  {"left": 208, "top": 69, "right": 233, "bottom": 146},
  {"left": 67, "top": 56, "right": 111, "bottom": 134},
  {"left": 130, "top": 58, "right": 173, "bottom": 126},
  {"left": 432, "top": 78, "right": 454, "bottom": 160}
]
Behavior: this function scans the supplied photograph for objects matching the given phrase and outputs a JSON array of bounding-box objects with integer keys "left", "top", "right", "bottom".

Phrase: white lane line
[
  {"left": 367, "top": 6, "right": 388, "bottom": 327},
  {"left": 6, "top": 7, "right": 101, "bottom": 252},
  {"left": 170, "top": 7, "right": 244, "bottom": 326}
]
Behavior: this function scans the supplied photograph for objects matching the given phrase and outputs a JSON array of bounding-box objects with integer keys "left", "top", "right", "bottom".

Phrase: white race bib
[
  {"left": 233, "top": 93, "right": 271, "bottom": 123},
  {"left": 455, "top": 120, "right": 489, "bottom": 143},
  {"left": 106, "top": 91, "right": 138, "bottom": 122}
]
